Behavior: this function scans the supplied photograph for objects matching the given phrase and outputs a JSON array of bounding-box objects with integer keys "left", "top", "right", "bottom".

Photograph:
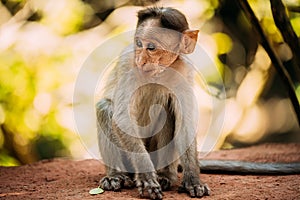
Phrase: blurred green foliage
[
  {"left": 0, "top": 0, "right": 82, "bottom": 165},
  {"left": 0, "top": 44, "right": 72, "bottom": 165},
  {"left": 0, "top": 0, "right": 300, "bottom": 166}
]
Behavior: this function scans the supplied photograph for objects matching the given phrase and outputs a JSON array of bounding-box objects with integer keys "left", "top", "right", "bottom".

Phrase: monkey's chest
[{"left": 130, "top": 84, "right": 175, "bottom": 138}]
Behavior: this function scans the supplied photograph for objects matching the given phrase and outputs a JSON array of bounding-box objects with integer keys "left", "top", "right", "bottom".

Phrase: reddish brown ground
[{"left": 1, "top": 143, "right": 300, "bottom": 200}]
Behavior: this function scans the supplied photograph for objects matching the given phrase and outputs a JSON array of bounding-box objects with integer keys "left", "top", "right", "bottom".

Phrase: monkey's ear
[{"left": 180, "top": 30, "right": 199, "bottom": 54}]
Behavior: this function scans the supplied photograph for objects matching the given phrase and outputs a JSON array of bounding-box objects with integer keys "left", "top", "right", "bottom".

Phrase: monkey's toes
[
  {"left": 136, "top": 176, "right": 163, "bottom": 199},
  {"left": 178, "top": 177, "right": 210, "bottom": 198}
]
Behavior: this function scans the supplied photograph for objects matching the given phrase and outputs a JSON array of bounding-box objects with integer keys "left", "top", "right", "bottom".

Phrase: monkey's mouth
[
  {"left": 138, "top": 65, "right": 166, "bottom": 77},
  {"left": 143, "top": 69, "right": 155, "bottom": 73},
  {"left": 139, "top": 68, "right": 156, "bottom": 75},
  {"left": 146, "top": 67, "right": 166, "bottom": 73}
]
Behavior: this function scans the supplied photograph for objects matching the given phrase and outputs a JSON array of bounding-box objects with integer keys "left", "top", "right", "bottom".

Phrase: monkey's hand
[
  {"left": 178, "top": 172, "right": 210, "bottom": 198},
  {"left": 135, "top": 172, "right": 163, "bottom": 200},
  {"left": 99, "top": 174, "right": 134, "bottom": 191}
]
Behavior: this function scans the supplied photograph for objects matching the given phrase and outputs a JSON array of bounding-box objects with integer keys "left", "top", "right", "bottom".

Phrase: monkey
[
  {"left": 95, "top": 6, "right": 300, "bottom": 200},
  {"left": 96, "top": 7, "right": 210, "bottom": 199}
]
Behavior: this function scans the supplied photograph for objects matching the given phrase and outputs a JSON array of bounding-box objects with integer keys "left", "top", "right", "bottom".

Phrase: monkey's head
[{"left": 134, "top": 7, "right": 199, "bottom": 77}]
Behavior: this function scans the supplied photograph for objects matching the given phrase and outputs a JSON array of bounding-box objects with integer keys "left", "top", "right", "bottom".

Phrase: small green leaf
[{"left": 89, "top": 187, "right": 104, "bottom": 195}]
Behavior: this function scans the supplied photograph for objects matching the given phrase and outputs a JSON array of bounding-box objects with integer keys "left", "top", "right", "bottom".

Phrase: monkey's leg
[
  {"left": 150, "top": 117, "right": 178, "bottom": 191},
  {"left": 172, "top": 94, "right": 210, "bottom": 198},
  {"left": 116, "top": 130, "right": 163, "bottom": 199},
  {"left": 109, "top": 122, "right": 163, "bottom": 199},
  {"left": 177, "top": 139, "right": 210, "bottom": 197},
  {"left": 96, "top": 99, "right": 134, "bottom": 191}
]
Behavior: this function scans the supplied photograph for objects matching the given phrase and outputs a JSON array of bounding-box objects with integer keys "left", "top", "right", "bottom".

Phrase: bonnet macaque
[{"left": 96, "top": 7, "right": 209, "bottom": 199}]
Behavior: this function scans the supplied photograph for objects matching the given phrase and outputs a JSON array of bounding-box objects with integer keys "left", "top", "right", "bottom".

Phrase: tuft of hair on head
[{"left": 137, "top": 7, "right": 189, "bottom": 32}]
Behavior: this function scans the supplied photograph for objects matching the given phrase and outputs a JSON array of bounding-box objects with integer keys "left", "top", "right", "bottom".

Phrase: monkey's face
[{"left": 134, "top": 20, "right": 181, "bottom": 77}]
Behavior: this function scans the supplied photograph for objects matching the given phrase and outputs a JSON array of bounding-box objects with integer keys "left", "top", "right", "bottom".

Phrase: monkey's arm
[{"left": 199, "top": 160, "right": 300, "bottom": 174}]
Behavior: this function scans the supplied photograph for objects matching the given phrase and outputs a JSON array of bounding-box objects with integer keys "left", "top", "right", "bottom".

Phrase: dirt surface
[{"left": 1, "top": 143, "right": 300, "bottom": 200}]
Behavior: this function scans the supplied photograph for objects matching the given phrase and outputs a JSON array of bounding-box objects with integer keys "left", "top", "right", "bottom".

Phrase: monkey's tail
[{"left": 199, "top": 160, "right": 300, "bottom": 175}]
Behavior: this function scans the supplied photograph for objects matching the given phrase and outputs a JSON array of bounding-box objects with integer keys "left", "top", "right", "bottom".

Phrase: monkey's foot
[
  {"left": 157, "top": 176, "right": 171, "bottom": 191},
  {"left": 99, "top": 174, "right": 134, "bottom": 191},
  {"left": 135, "top": 173, "right": 163, "bottom": 200},
  {"left": 178, "top": 174, "right": 210, "bottom": 198}
]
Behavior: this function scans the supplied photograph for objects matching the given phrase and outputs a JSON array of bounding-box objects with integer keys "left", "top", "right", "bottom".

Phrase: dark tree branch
[
  {"left": 82, "top": 0, "right": 160, "bottom": 29},
  {"left": 236, "top": 0, "right": 300, "bottom": 125},
  {"left": 287, "top": 5, "right": 300, "bottom": 13},
  {"left": 270, "top": 0, "right": 300, "bottom": 73}
]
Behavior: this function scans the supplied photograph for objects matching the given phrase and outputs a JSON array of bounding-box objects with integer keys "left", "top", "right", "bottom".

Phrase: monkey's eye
[
  {"left": 136, "top": 39, "right": 143, "bottom": 48},
  {"left": 147, "top": 43, "right": 156, "bottom": 51}
]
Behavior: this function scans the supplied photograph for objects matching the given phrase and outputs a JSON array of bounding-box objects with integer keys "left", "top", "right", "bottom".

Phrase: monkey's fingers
[
  {"left": 147, "top": 179, "right": 163, "bottom": 200},
  {"left": 99, "top": 177, "right": 113, "bottom": 190},
  {"left": 147, "top": 187, "right": 162, "bottom": 200},
  {"left": 99, "top": 176, "right": 124, "bottom": 191},
  {"left": 136, "top": 179, "right": 144, "bottom": 196},
  {"left": 136, "top": 178, "right": 163, "bottom": 199}
]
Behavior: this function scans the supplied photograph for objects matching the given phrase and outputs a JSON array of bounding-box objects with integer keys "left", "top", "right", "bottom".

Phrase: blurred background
[{"left": 0, "top": 0, "right": 300, "bottom": 166}]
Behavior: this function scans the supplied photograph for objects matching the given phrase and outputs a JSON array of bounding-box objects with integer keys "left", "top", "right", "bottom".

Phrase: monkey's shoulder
[{"left": 117, "top": 45, "right": 135, "bottom": 71}]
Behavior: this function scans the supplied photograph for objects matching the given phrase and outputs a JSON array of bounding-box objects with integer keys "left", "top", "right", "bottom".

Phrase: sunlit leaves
[
  {"left": 291, "top": 17, "right": 300, "bottom": 36},
  {"left": 0, "top": 151, "right": 20, "bottom": 166},
  {"left": 212, "top": 33, "right": 233, "bottom": 55},
  {"left": 33, "top": 0, "right": 93, "bottom": 35}
]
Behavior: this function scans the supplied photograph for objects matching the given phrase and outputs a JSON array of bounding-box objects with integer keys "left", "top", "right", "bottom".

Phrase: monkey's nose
[
  {"left": 137, "top": 63, "right": 146, "bottom": 69},
  {"left": 136, "top": 59, "right": 146, "bottom": 69}
]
